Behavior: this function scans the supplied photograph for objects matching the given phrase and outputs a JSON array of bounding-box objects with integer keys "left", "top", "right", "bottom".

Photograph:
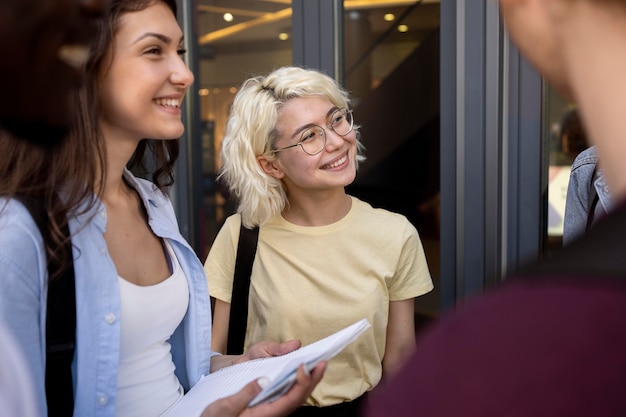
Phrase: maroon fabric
[
  {"left": 364, "top": 276, "right": 626, "bottom": 416},
  {"left": 366, "top": 202, "right": 626, "bottom": 416}
]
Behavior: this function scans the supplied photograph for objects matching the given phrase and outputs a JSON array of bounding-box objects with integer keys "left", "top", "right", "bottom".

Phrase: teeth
[
  {"left": 154, "top": 98, "right": 181, "bottom": 107},
  {"left": 323, "top": 155, "right": 347, "bottom": 169},
  {"left": 58, "top": 45, "right": 90, "bottom": 70}
]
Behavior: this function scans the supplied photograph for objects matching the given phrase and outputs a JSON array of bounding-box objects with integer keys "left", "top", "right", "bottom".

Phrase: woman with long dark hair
[{"left": 0, "top": 1, "right": 323, "bottom": 416}]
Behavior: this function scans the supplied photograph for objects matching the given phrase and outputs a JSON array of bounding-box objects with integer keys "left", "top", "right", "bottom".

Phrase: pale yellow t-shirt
[{"left": 204, "top": 197, "right": 433, "bottom": 406}]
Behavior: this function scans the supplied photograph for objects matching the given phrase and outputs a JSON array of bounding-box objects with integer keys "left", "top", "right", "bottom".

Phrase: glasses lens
[
  {"left": 300, "top": 126, "right": 326, "bottom": 155},
  {"left": 330, "top": 108, "right": 353, "bottom": 136}
]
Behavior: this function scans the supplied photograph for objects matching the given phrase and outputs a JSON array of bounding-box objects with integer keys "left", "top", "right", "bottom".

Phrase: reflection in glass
[
  {"left": 343, "top": 1, "right": 441, "bottom": 321},
  {"left": 196, "top": 0, "right": 293, "bottom": 259},
  {"left": 544, "top": 85, "right": 590, "bottom": 248}
]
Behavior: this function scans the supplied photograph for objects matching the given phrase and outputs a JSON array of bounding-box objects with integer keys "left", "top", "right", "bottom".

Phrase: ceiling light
[
  {"left": 384, "top": 13, "right": 395, "bottom": 22},
  {"left": 348, "top": 11, "right": 361, "bottom": 20},
  {"left": 398, "top": 24, "right": 408, "bottom": 33},
  {"left": 223, "top": 12, "right": 233, "bottom": 22},
  {"left": 278, "top": 32, "right": 289, "bottom": 41},
  {"left": 198, "top": 88, "right": 209, "bottom": 96}
]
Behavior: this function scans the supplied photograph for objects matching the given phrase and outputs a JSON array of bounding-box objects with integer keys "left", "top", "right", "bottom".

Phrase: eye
[
  {"left": 331, "top": 114, "right": 345, "bottom": 126},
  {"left": 178, "top": 47, "right": 187, "bottom": 57},
  {"left": 145, "top": 47, "right": 162, "bottom": 55},
  {"left": 300, "top": 129, "right": 319, "bottom": 143}
]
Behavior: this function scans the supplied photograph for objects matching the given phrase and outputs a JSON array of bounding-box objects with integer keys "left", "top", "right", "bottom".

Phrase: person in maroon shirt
[{"left": 365, "top": 1, "right": 626, "bottom": 415}]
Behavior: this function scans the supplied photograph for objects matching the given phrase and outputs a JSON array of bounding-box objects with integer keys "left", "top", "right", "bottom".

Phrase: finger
[
  {"left": 307, "top": 361, "right": 327, "bottom": 386},
  {"left": 297, "top": 362, "right": 326, "bottom": 393},
  {"left": 269, "top": 339, "right": 302, "bottom": 356},
  {"left": 281, "top": 362, "right": 326, "bottom": 403},
  {"left": 247, "top": 362, "right": 327, "bottom": 416},
  {"left": 200, "top": 380, "right": 262, "bottom": 417}
]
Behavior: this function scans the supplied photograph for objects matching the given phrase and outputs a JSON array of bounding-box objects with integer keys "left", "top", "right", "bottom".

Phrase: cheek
[
  {"left": 281, "top": 154, "right": 317, "bottom": 178},
  {"left": 345, "top": 132, "right": 359, "bottom": 154},
  {"left": 100, "top": 70, "right": 150, "bottom": 114}
]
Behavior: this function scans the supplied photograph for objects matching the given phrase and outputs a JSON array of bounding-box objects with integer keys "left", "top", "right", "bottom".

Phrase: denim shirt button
[{"left": 97, "top": 394, "right": 108, "bottom": 406}]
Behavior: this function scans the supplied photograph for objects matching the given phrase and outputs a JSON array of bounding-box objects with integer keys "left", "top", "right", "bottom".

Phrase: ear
[{"left": 257, "top": 155, "right": 285, "bottom": 180}]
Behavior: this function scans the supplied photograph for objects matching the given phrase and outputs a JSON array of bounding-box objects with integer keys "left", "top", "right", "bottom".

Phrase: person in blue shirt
[
  {"left": 0, "top": 0, "right": 323, "bottom": 416},
  {"left": 563, "top": 145, "right": 614, "bottom": 245}
]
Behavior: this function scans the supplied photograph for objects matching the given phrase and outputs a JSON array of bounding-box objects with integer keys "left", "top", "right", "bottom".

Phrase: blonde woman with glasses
[{"left": 204, "top": 66, "right": 433, "bottom": 417}]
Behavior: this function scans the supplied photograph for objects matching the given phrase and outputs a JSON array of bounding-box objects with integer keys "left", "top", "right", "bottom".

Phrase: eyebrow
[
  {"left": 290, "top": 106, "right": 338, "bottom": 140},
  {"left": 132, "top": 32, "right": 185, "bottom": 45}
]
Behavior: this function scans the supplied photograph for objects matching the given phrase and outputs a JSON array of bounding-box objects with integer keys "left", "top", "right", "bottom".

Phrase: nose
[
  {"left": 170, "top": 58, "right": 195, "bottom": 88},
  {"left": 324, "top": 126, "right": 345, "bottom": 150},
  {"left": 79, "top": 0, "right": 110, "bottom": 16}
]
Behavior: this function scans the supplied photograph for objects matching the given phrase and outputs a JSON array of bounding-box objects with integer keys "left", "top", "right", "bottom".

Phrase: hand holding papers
[{"left": 163, "top": 318, "right": 371, "bottom": 417}]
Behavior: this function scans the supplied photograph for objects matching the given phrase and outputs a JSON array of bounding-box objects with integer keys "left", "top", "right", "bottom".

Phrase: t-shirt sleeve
[{"left": 388, "top": 220, "right": 433, "bottom": 301}]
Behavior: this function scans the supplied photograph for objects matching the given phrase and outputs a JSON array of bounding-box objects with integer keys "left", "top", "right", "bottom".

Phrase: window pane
[
  {"left": 196, "top": 0, "right": 293, "bottom": 259},
  {"left": 344, "top": 1, "right": 441, "bottom": 321},
  {"left": 544, "top": 84, "right": 589, "bottom": 253}
]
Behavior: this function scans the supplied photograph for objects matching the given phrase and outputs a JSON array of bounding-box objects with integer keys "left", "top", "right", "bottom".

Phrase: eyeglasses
[{"left": 272, "top": 108, "right": 354, "bottom": 156}]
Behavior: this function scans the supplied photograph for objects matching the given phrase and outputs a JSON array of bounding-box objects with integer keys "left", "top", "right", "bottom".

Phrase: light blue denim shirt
[
  {"left": 0, "top": 170, "right": 215, "bottom": 417},
  {"left": 563, "top": 146, "right": 613, "bottom": 246}
]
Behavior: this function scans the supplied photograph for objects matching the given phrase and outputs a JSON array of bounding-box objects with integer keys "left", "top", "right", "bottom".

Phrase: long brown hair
[{"left": 0, "top": 0, "right": 180, "bottom": 280}]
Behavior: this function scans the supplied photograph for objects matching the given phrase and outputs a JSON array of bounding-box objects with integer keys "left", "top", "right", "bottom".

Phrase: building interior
[{"left": 170, "top": 0, "right": 576, "bottom": 328}]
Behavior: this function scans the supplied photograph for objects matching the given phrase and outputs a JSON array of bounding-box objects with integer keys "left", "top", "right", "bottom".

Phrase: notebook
[{"left": 162, "top": 318, "right": 371, "bottom": 417}]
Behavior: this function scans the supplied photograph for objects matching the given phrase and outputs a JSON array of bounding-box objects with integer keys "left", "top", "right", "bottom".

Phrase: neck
[
  {"left": 282, "top": 190, "right": 352, "bottom": 227},
  {"left": 559, "top": 3, "right": 626, "bottom": 201},
  {"left": 98, "top": 136, "right": 141, "bottom": 204}
]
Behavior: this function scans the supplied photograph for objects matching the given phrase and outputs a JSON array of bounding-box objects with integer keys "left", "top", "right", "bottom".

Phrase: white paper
[{"left": 162, "top": 318, "right": 371, "bottom": 417}]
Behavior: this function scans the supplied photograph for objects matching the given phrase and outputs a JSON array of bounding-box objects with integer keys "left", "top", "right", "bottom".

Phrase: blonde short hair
[{"left": 219, "top": 66, "right": 366, "bottom": 228}]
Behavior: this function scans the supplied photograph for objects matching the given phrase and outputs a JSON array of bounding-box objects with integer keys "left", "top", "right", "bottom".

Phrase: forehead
[
  {"left": 279, "top": 97, "right": 336, "bottom": 124},
  {"left": 115, "top": 2, "right": 182, "bottom": 42}
]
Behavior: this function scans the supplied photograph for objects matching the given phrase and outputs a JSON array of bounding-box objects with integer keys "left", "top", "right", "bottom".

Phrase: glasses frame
[{"left": 272, "top": 108, "right": 354, "bottom": 156}]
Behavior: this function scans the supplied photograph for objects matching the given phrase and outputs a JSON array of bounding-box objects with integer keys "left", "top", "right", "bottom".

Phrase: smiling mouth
[
  {"left": 58, "top": 45, "right": 90, "bottom": 70},
  {"left": 154, "top": 98, "right": 182, "bottom": 108},
  {"left": 322, "top": 154, "right": 348, "bottom": 169}
]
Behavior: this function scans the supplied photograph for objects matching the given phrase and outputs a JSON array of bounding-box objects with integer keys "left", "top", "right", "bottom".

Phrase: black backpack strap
[
  {"left": 16, "top": 195, "right": 76, "bottom": 416},
  {"left": 226, "top": 223, "right": 259, "bottom": 355}
]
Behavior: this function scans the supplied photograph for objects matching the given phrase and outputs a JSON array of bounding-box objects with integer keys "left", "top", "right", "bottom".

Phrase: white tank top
[{"left": 115, "top": 240, "right": 189, "bottom": 417}]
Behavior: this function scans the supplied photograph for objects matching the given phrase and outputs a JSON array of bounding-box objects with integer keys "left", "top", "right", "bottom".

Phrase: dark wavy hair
[
  {"left": 560, "top": 108, "right": 588, "bottom": 159},
  {"left": 0, "top": 0, "right": 179, "bottom": 280}
]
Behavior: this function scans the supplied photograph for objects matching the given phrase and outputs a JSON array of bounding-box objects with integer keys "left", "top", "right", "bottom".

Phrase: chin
[
  {"left": 154, "top": 126, "right": 185, "bottom": 140},
  {"left": 547, "top": 77, "right": 575, "bottom": 102}
]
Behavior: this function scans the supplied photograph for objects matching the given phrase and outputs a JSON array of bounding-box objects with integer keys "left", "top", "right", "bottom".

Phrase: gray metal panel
[
  {"left": 292, "top": 0, "right": 305, "bottom": 66},
  {"left": 484, "top": 0, "right": 504, "bottom": 286},
  {"left": 440, "top": 0, "right": 543, "bottom": 310},
  {"left": 505, "top": 43, "right": 522, "bottom": 272},
  {"left": 440, "top": 0, "right": 457, "bottom": 310},
  {"left": 461, "top": 1, "right": 486, "bottom": 297},
  {"left": 509, "top": 50, "right": 544, "bottom": 270},
  {"left": 172, "top": 0, "right": 203, "bottom": 255},
  {"left": 292, "top": 0, "right": 342, "bottom": 79}
]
